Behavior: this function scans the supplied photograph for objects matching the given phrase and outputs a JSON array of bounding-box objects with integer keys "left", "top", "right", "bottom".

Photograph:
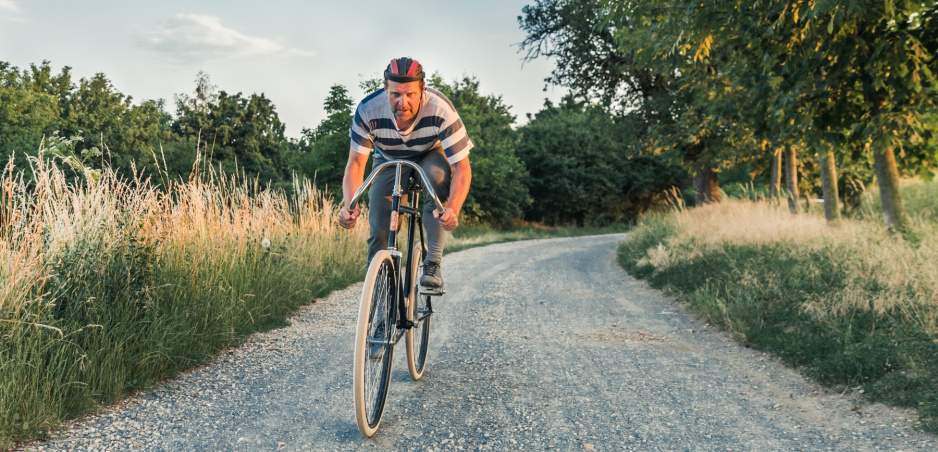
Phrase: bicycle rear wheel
[
  {"left": 354, "top": 251, "right": 396, "bottom": 437},
  {"left": 406, "top": 242, "right": 431, "bottom": 380}
]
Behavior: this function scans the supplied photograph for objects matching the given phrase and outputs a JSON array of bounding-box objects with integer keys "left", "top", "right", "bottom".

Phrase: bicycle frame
[{"left": 348, "top": 160, "right": 445, "bottom": 339}]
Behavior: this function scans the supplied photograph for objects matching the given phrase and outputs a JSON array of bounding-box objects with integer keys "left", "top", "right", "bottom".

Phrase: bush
[{"left": 518, "top": 97, "right": 687, "bottom": 225}]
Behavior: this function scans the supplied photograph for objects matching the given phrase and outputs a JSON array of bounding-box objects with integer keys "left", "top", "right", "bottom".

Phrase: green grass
[
  {"left": 856, "top": 179, "right": 938, "bottom": 222},
  {"left": 617, "top": 186, "right": 938, "bottom": 432}
]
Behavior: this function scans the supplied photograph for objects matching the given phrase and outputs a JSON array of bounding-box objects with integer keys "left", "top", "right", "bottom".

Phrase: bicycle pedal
[{"left": 418, "top": 286, "right": 445, "bottom": 296}]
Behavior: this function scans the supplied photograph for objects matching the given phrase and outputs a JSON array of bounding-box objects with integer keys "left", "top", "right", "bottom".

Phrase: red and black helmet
[{"left": 384, "top": 57, "right": 425, "bottom": 83}]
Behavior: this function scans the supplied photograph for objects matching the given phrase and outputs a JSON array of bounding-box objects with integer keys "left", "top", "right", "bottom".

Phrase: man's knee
[
  {"left": 426, "top": 164, "right": 450, "bottom": 187},
  {"left": 421, "top": 153, "right": 452, "bottom": 203}
]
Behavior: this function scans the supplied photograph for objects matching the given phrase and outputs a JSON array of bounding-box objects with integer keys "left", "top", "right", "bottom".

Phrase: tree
[
  {"left": 519, "top": 0, "right": 663, "bottom": 110},
  {"left": 784, "top": 146, "right": 800, "bottom": 214},
  {"left": 296, "top": 84, "right": 355, "bottom": 193},
  {"left": 1, "top": 61, "right": 179, "bottom": 182},
  {"left": 519, "top": 0, "right": 724, "bottom": 207},
  {"left": 174, "top": 71, "right": 219, "bottom": 115},
  {"left": 429, "top": 75, "right": 531, "bottom": 226},
  {"left": 518, "top": 96, "right": 686, "bottom": 224},
  {"left": 66, "top": 74, "right": 175, "bottom": 177},
  {"left": 819, "top": 149, "right": 841, "bottom": 221},
  {"left": 0, "top": 62, "right": 61, "bottom": 168},
  {"left": 173, "top": 74, "right": 290, "bottom": 184},
  {"left": 608, "top": 0, "right": 937, "bottom": 227},
  {"left": 524, "top": 0, "right": 938, "bottom": 226}
]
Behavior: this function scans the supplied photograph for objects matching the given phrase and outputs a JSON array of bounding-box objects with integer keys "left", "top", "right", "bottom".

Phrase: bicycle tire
[
  {"left": 406, "top": 242, "right": 431, "bottom": 380},
  {"left": 353, "top": 251, "right": 395, "bottom": 437}
]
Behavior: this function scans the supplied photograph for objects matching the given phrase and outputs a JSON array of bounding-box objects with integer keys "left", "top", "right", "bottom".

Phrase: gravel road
[{"left": 26, "top": 234, "right": 937, "bottom": 451}]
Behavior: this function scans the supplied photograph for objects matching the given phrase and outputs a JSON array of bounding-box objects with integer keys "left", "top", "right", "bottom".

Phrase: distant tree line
[
  {"left": 519, "top": 0, "right": 938, "bottom": 228},
  {"left": 1, "top": 59, "right": 689, "bottom": 226},
  {"left": 1, "top": 62, "right": 292, "bottom": 188}
]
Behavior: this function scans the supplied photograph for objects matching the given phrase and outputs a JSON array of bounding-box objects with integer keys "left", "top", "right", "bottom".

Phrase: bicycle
[{"left": 348, "top": 159, "right": 446, "bottom": 437}]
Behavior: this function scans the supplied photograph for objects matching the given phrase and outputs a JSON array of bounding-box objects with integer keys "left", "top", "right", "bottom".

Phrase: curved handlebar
[{"left": 347, "top": 160, "right": 446, "bottom": 215}]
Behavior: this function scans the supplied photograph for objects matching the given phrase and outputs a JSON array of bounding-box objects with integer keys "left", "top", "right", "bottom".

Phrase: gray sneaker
[{"left": 419, "top": 261, "right": 443, "bottom": 289}]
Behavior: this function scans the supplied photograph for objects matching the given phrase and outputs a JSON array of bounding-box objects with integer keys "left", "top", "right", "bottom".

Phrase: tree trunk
[
  {"left": 873, "top": 147, "right": 908, "bottom": 229},
  {"left": 769, "top": 148, "right": 782, "bottom": 205},
  {"left": 694, "top": 167, "right": 721, "bottom": 206},
  {"left": 818, "top": 150, "right": 841, "bottom": 222},
  {"left": 784, "top": 146, "right": 799, "bottom": 214}
]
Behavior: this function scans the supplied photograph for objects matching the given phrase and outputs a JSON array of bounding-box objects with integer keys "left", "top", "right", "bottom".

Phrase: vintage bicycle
[{"left": 347, "top": 159, "right": 446, "bottom": 437}]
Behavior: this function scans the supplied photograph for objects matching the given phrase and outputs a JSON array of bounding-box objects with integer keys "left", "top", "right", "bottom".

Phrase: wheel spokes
[{"left": 364, "top": 261, "right": 393, "bottom": 424}]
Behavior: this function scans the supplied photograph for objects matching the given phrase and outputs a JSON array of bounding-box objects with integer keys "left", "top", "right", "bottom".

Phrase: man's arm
[
  {"left": 435, "top": 156, "right": 471, "bottom": 231},
  {"left": 338, "top": 149, "right": 370, "bottom": 229}
]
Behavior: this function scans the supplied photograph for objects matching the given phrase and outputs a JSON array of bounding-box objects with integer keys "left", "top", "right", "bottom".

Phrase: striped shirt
[{"left": 349, "top": 87, "right": 473, "bottom": 164}]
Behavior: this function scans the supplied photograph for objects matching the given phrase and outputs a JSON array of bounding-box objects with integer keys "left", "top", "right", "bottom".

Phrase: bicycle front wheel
[
  {"left": 406, "top": 242, "right": 431, "bottom": 380},
  {"left": 353, "top": 250, "right": 396, "bottom": 437}
]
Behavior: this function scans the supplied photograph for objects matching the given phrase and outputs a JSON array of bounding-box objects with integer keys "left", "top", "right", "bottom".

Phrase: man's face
[{"left": 385, "top": 79, "right": 423, "bottom": 124}]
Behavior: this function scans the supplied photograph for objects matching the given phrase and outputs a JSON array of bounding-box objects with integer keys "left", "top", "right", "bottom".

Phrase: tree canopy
[{"left": 520, "top": 0, "right": 938, "bottom": 224}]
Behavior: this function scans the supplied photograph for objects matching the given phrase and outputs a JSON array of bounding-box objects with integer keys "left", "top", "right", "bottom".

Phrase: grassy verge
[
  {"left": 617, "top": 190, "right": 938, "bottom": 432},
  {"left": 0, "top": 150, "right": 368, "bottom": 446}
]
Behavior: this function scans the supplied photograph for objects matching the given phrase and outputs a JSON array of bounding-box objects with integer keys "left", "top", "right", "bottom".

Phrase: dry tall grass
[
  {"left": 0, "top": 141, "right": 367, "bottom": 444},
  {"left": 620, "top": 191, "right": 938, "bottom": 430},
  {"left": 637, "top": 200, "right": 938, "bottom": 335}
]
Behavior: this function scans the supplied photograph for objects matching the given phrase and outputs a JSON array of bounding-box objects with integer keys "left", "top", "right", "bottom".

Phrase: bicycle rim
[
  {"left": 407, "top": 243, "right": 431, "bottom": 380},
  {"left": 411, "top": 294, "right": 431, "bottom": 376},
  {"left": 354, "top": 252, "right": 395, "bottom": 437}
]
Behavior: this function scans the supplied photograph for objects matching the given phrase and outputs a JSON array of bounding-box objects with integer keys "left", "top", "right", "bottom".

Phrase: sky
[{"left": 0, "top": 0, "right": 567, "bottom": 139}]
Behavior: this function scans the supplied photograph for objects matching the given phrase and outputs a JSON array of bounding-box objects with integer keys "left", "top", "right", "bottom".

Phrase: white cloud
[
  {"left": 139, "top": 14, "right": 315, "bottom": 64},
  {"left": 0, "top": 0, "right": 19, "bottom": 12}
]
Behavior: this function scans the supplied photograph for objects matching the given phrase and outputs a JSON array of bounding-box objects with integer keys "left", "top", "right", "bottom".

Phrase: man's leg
[
  {"left": 418, "top": 147, "right": 452, "bottom": 287},
  {"left": 367, "top": 158, "right": 413, "bottom": 264}
]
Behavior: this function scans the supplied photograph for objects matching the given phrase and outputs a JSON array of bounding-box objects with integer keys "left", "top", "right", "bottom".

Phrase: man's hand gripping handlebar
[{"left": 338, "top": 205, "right": 361, "bottom": 229}]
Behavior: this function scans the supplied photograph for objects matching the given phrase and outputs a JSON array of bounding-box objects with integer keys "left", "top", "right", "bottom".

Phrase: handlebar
[{"left": 347, "top": 160, "right": 446, "bottom": 215}]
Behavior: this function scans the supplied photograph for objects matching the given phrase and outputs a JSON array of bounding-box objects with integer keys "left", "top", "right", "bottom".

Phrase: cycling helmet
[{"left": 384, "top": 57, "right": 425, "bottom": 83}]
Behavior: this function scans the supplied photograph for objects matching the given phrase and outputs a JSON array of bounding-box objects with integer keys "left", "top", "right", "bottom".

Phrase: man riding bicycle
[{"left": 337, "top": 57, "right": 472, "bottom": 290}]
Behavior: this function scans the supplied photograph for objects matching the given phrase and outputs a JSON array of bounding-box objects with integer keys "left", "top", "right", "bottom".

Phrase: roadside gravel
[{"left": 24, "top": 234, "right": 937, "bottom": 451}]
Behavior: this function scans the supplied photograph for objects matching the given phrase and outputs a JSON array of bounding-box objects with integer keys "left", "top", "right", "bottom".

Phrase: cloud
[
  {"left": 139, "top": 14, "right": 315, "bottom": 64},
  {"left": 0, "top": 0, "right": 19, "bottom": 12},
  {"left": 0, "top": 0, "right": 25, "bottom": 22}
]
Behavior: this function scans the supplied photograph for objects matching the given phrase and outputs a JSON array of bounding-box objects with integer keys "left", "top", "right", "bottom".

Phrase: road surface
[{"left": 30, "top": 234, "right": 936, "bottom": 451}]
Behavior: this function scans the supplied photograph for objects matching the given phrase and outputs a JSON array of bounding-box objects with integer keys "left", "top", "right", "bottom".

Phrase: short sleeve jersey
[{"left": 349, "top": 87, "right": 473, "bottom": 165}]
